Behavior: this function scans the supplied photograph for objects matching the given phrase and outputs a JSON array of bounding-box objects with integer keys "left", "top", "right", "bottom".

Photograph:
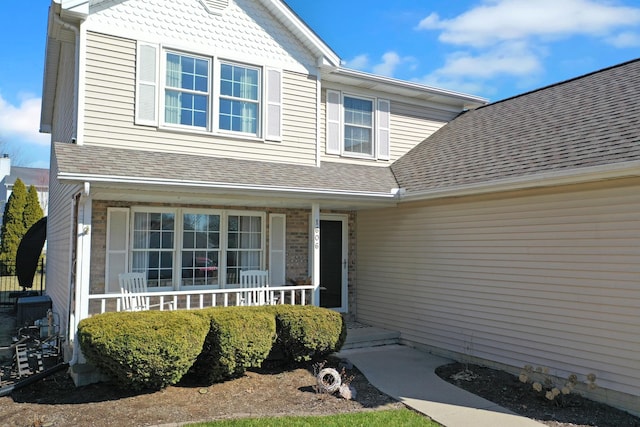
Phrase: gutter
[
  {"left": 330, "top": 67, "right": 488, "bottom": 108},
  {"left": 399, "top": 160, "right": 640, "bottom": 202},
  {"left": 56, "top": 172, "right": 401, "bottom": 200}
]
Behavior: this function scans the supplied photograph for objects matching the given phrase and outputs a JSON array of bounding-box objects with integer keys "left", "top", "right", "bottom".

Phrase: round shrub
[
  {"left": 271, "top": 305, "right": 346, "bottom": 362},
  {"left": 78, "top": 310, "right": 209, "bottom": 390},
  {"left": 189, "top": 306, "right": 276, "bottom": 383}
]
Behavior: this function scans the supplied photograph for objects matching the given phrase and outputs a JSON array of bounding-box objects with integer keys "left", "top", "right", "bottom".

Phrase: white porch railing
[{"left": 87, "top": 285, "right": 316, "bottom": 314}]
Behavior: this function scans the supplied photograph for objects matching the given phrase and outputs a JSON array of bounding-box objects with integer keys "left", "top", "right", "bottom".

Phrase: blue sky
[{"left": 0, "top": 0, "right": 639, "bottom": 168}]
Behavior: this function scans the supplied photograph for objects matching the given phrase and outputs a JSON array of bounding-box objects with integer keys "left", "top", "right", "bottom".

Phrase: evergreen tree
[
  {"left": 0, "top": 178, "right": 27, "bottom": 274},
  {"left": 23, "top": 185, "right": 44, "bottom": 231}
]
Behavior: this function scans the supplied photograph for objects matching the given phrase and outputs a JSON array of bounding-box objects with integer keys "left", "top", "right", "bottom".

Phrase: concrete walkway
[{"left": 337, "top": 345, "right": 545, "bottom": 427}]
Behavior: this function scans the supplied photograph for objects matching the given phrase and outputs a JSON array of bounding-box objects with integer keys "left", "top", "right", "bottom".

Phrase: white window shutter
[
  {"left": 326, "top": 90, "right": 341, "bottom": 155},
  {"left": 136, "top": 42, "right": 158, "bottom": 126},
  {"left": 269, "top": 214, "right": 286, "bottom": 286},
  {"left": 106, "top": 208, "right": 130, "bottom": 293},
  {"left": 377, "top": 99, "right": 391, "bottom": 160},
  {"left": 265, "top": 68, "right": 282, "bottom": 141}
]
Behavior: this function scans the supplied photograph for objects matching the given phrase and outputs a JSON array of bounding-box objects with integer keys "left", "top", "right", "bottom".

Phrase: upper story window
[
  {"left": 135, "top": 42, "right": 281, "bottom": 141},
  {"left": 343, "top": 96, "right": 373, "bottom": 156},
  {"left": 165, "top": 53, "right": 210, "bottom": 128},
  {"left": 219, "top": 63, "right": 260, "bottom": 134},
  {"left": 326, "top": 90, "right": 390, "bottom": 161}
]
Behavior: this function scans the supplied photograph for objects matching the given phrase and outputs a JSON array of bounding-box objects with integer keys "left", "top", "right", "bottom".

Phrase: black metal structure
[{"left": 16, "top": 217, "right": 47, "bottom": 289}]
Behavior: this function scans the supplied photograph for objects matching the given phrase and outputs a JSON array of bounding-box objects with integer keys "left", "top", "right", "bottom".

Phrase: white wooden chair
[
  {"left": 119, "top": 272, "right": 175, "bottom": 311},
  {"left": 239, "top": 270, "right": 274, "bottom": 306}
]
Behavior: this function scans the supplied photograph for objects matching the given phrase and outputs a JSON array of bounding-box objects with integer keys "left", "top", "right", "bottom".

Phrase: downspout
[
  {"left": 315, "top": 73, "right": 321, "bottom": 168},
  {"left": 311, "top": 203, "right": 320, "bottom": 305}
]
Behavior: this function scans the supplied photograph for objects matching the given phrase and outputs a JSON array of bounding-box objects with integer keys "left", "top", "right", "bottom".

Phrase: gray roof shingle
[
  {"left": 53, "top": 143, "right": 398, "bottom": 196},
  {"left": 392, "top": 59, "right": 640, "bottom": 193},
  {"left": 5, "top": 167, "right": 49, "bottom": 187}
]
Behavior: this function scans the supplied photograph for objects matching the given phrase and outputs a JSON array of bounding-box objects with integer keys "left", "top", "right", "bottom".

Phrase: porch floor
[{"left": 343, "top": 321, "right": 400, "bottom": 350}]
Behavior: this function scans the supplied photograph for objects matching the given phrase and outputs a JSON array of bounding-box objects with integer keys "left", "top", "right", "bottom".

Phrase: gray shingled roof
[
  {"left": 53, "top": 143, "right": 398, "bottom": 196},
  {"left": 392, "top": 59, "right": 640, "bottom": 194},
  {"left": 5, "top": 167, "right": 49, "bottom": 187}
]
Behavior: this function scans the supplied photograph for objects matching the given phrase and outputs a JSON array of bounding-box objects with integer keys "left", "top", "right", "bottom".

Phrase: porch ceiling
[{"left": 53, "top": 143, "right": 400, "bottom": 210}]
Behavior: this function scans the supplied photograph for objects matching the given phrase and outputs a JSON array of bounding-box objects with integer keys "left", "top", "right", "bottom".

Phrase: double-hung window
[
  {"left": 181, "top": 212, "right": 220, "bottom": 287},
  {"left": 326, "top": 90, "right": 390, "bottom": 160},
  {"left": 226, "top": 214, "right": 263, "bottom": 285},
  {"left": 219, "top": 63, "right": 260, "bottom": 135},
  {"left": 343, "top": 96, "right": 373, "bottom": 156},
  {"left": 135, "top": 42, "right": 281, "bottom": 140},
  {"left": 164, "top": 53, "right": 210, "bottom": 128},
  {"left": 132, "top": 211, "right": 176, "bottom": 288}
]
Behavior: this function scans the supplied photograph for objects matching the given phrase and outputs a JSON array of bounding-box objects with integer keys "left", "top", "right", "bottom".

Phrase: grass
[{"left": 187, "top": 408, "right": 440, "bottom": 426}]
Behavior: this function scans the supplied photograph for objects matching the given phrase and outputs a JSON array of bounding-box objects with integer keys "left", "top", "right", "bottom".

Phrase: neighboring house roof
[
  {"left": 53, "top": 143, "right": 399, "bottom": 200},
  {"left": 4, "top": 167, "right": 49, "bottom": 188},
  {"left": 391, "top": 59, "right": 640, "bottom": 200}
]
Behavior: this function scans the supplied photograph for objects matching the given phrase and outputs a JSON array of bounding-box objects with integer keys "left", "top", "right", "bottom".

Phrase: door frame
[{"left": 310, "top": 213, "right": 348, "bottom": 312}]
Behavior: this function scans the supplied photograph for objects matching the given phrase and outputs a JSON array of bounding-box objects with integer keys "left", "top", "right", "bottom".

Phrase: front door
[{"left": 319, "top": 216, "right": 347, "bottom": 311}]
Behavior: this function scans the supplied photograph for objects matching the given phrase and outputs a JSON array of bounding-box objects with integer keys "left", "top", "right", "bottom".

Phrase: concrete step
[{"left": 343, "top": 324, "right": 400, "bottom": 350}]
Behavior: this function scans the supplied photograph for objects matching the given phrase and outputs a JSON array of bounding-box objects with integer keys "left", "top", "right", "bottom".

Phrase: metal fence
[{"left": 0, "top": 260, "right": 46, "bottom": 306}]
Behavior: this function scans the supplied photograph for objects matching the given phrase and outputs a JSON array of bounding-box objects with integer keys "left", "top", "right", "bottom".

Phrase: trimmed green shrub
[
  {"left": 23, "top": 185, "right": 44, "bottom": 231},
  {"left": 190, "top": 306, "right": 276, "bottom": 383},
  {"left": 270, "top": 305, "right": 346, "bottom": 362},
  {"left": 0, "top": 178, "right": 27, "bottom": 274},
  {"left": 78, "top": 310, "right": 209, "bottom": 390}
]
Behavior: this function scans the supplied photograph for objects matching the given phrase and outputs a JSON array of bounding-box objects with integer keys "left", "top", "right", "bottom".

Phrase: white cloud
[
  {"left": 344, "top": 54, "right": 370, "bottom": 70},
  {"left": 345, "top": 51, "right": 418, "bottom": 78},
  {"left": 607, "top": 31, "right": 640, "bottom": 47},
  {"left": 412, "top": 0, "right": 640, "bottom": 98},
  {"left": 435, "top": 42, "right": 543, "bottom": 79},
  {"left": 416, "top": 74, "right": 491, "bottom": 99},
  {"left": 0, "top": 94, "right": 49, "bottom": 146},
  {"left": 417, "top": 0, "right": 640, "bottom": 47},
  {"left": 373, "top": 52, "right": 402, "bottom": 76},
  {"left": 415, "top": 42, "right": 546, "bottom": 98}
]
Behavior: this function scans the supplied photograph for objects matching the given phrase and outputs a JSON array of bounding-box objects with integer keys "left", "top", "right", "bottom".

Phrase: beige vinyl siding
[
  {"left": 44, "top": 156, "right": 82, "bottom": 340},
  {"left": 388, "top": 101, "right": 454, "bottom": 161},
  {"left": 82, "top": 32, "right": 317, "bottom": 165},
  {"left": 320, "top": 90, "right": 452, "bottom": 165},
  {"left": 356, "top": 179, "right": 640, "bottom": 404},
  {"left": 281, "top": 71, "right": 317, "bottom": 148}
]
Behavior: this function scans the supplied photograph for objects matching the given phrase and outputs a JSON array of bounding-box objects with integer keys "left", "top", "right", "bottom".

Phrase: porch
[{"left": 87, "top": 284, "right": 317, "bottom": 314}]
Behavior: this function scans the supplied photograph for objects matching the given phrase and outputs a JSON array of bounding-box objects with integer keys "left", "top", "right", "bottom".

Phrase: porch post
[
  {"left": 311, "top": 203, "right": 320, "bottom": 306},
  {"left": 72, "top": 189, "right": 92, "bottom": 364}
]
